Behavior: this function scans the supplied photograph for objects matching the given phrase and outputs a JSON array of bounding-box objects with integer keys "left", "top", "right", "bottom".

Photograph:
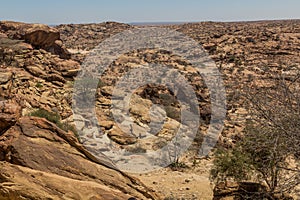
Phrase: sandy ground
[{"left": 132, "top": 158, "right": 214, "bottom": 200}]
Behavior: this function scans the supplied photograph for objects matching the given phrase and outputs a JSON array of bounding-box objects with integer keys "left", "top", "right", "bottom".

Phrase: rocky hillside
[
  {"left": 57, "top": 22, "right": 131, "bottom": 51},
  {"left": 0, "top": 19, "right": 299, "bottom": 199},
  {"left": 56, "top": 20, "right": 300, "bottom": 153},
  {"left": 0, "top": 21, "right": 158, "bottom": 200},
  {"left": 56, "top": 22, "right": 132, "bottom": 62},
  {"left": 167, "top": 20, "right": 300, "bottom": 148}
]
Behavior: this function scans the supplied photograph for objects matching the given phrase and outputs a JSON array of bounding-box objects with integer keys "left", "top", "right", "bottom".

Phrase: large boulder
[
  {"left": 0, "top": 117, "right": 158, "bottom": 199},
  {"left": 0, "top": 21, "right": 70, "bottom": 59}
]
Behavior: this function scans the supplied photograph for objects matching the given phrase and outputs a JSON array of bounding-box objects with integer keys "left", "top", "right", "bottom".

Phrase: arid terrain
[{"left": 0, "top": 20, "right": 299, "bottom": 199}]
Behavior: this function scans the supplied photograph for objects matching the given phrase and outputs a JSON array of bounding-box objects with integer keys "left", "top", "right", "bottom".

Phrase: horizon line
[
  {"left": 51, "top": 18, "right": 300, "bottom": 26},
  {"left": 2, "top": 18, "right": 300, "bottom": 26}
]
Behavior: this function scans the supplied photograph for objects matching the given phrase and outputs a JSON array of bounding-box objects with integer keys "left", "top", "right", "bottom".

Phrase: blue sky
[{"left": 0, "top": 0, "right": 299, "bottom": 24}]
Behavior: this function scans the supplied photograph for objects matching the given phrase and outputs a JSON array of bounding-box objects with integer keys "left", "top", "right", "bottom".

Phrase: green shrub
[
  {"left": 29, "top": 109, "right": 79, "bottom": 139},
  {"left": 35, "top": 82, "right": 43, "bottom": 88},
  {"left": 29, "top": 109, "right": 60, "bottom": 124},
  {"left": 210, "top": 147, "right": 253, "bottom": 182},
  {"left": 169, "top": 160, "right": 188, "bottom": 171},
  {"left": 58, "top": 121, "right": 79, "bottom": 139}
]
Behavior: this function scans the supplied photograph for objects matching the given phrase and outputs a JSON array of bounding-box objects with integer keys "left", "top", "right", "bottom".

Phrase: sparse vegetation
[
  {"left": 29, "top": 108, "right": 79, "bottom": 139},
  {"left": 35, "top": 82, "right": 43, "bottom": 88},
  {"left": 29, "top": 108, "right": 60, "bottom": 124},
  {"left": 59, "top": 121, "right": 79, "bottom": 139},
  {"left": 169, "top": 161, "right": 189, "bottom": 171},
  {"left": 166, "top": 136, "right": 189, "bottom": 171},
  {"left": 74, "top": 77, "right": 99, "bottom": 108},
  {"left": 211, "top": 72, "right": 300, "bottom": 199}
]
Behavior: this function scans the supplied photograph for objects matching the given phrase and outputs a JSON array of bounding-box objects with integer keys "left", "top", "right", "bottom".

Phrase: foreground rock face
[
  {"left": 0, "top": 21, "right": 70, "bottom": 59},
  {"left": 0, "top": 162, "right": 133, "bottom": 200},
  {"left": 0, "top": 117, "right": 158, "bottom": 199}
]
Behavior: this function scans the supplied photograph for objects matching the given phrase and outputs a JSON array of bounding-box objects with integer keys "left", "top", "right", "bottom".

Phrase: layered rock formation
[
  {"left": 0, "top": 21, "right": 70, "bottom": 59},
  {"left": 0, "top": 115, "right": 158, "bottom": 199},
  {"left": 0, "top": 21, "right": 158, "bottom": 200}
]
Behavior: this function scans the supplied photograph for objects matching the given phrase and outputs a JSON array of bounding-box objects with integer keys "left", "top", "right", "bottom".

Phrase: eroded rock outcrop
[
  {"left": 0, "top": 116, "right": 158, "bottom": 199},
  {"left": 0, "top": 21, "right": 70, "bottom": 59}
]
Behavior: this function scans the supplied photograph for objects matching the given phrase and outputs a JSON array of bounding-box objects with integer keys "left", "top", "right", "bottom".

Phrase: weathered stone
[
  {"left": 99, "top": 120, "right": 114, "bottom": 130},
  {"left": 108, "top": 125, "right": 137, "bottom": 145},
  {"left": 61, "top": 68, "right": 81, "bottom": 77},
  {"left": 0, "top": 162, "right": 132, "bottom": 200},
  {"left": 56, "top": 60, "right": 80, "bottom": 71},
  {"left": 0, "top": 117, "right": 158, "bottom": 199},
  {"left": 46, "top": 73, "right": 66, "bottom": 83},
  {"left": 25, "top": 65, "right": 47, "bottom": 77},
  {"left": 57, "top": 22, "right": 132, "bottom": 51},
  {"left": 0, "top": 100, "right": 21, "bottom": 135},
  {"left": 0, "top": 32, "right": 7, "bottom": 38},
  {"left": 0, "top": 21, "right": 70, "bottom": 59},
  {"left": 56, "top": 59, "right": 81, "bottom": 77},
  {"left": 0, "top": 71, "right": 12, "bottom": 84},
  {"left": 129, "top": 94, "right": 152, "bottom": 123}
]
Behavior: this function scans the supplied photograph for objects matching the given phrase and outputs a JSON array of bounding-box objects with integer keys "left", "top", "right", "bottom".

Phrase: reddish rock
[
  {"left": 56, "top": 59, "right": 81, "bottom": 77},
  {"left": 0, "top": 100, "right": 21, "bottom": 135},
  {"left": 108, "top": 125, "right": 138, "bottom": 145},
  {"left": 0, "top": 117, "right": 158, "bottom": 199},
  {"left": 0, "top": 21, "right": 70, "bottom": 59}
]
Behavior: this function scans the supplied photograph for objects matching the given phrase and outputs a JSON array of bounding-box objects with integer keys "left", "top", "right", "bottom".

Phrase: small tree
[{"left": 211, "top": 71, "right": 300, "bottom": 199}]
